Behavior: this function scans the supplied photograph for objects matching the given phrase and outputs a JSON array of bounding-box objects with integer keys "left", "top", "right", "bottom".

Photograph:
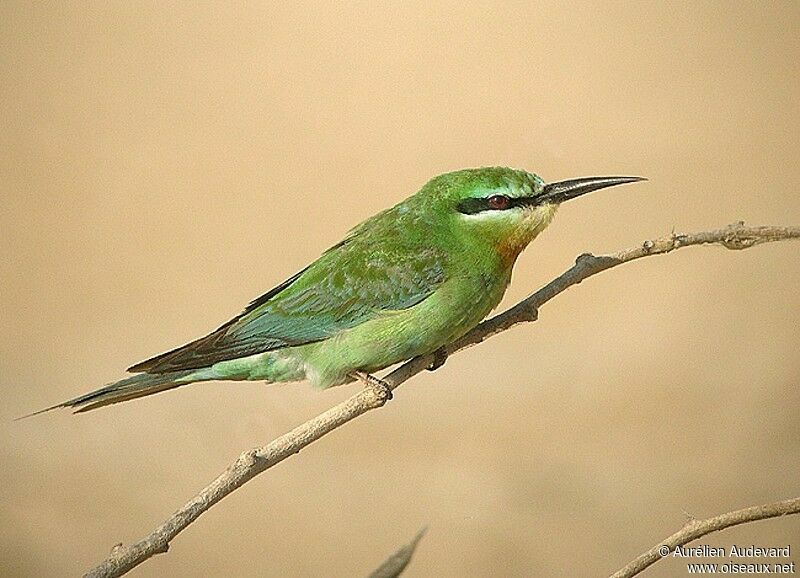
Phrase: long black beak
[{"left": 536, "top": 176, "right": 646, "bottom": 204}]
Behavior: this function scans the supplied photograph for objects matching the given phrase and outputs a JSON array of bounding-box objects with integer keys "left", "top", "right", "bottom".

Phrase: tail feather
[{"left": 19, "top": 370, "right": 198, "bottom": 418}]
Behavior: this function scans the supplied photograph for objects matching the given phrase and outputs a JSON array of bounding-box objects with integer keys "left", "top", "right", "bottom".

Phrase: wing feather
[{"left": 128, "top": 230, "right": 446, "bottom": 374}]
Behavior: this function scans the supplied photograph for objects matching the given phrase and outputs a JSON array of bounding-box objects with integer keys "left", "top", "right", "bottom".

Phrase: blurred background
[{"left": 2, "top": 2, "right": 799, "bottom": 576}]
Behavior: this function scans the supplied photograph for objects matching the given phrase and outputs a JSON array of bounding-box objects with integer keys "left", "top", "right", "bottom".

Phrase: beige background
[{"left": 2, "top": 2, "right": 799, "bottom": 577}]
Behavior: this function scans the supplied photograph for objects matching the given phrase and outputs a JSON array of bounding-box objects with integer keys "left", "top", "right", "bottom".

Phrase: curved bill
[{"left": 538, "top": 176, "right": 646, "bottom": 204}]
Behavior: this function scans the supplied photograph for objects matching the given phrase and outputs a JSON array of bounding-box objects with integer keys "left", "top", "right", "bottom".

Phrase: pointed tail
[{"left": 19, "top": 369, "right": 201, "bottom": 418}]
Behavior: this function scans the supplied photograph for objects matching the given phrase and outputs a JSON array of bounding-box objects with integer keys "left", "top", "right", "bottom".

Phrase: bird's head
[{"left": 418, "top": 167, "right": 644, "bottom": 264}]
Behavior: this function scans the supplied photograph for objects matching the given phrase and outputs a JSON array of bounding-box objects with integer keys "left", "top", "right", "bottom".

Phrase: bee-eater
[{"left": 35, "top": 167, "right": 643, "bottom": 414}]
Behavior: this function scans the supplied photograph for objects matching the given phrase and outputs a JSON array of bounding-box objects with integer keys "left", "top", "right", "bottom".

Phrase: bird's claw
[
  {"left": 352, "top": 371, "right": 393, "bottom": 402},
  {"left": 427, "top": 348, "right": 448, "bottom": 372}
]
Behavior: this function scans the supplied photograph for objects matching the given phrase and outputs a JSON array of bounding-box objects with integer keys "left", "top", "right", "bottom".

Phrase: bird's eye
[{"left": 487, "top": 195, "right": 511, "bottom": 210}]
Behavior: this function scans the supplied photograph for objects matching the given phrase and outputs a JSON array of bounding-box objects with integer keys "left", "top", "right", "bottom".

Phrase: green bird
[{"left": 35, "top": 167, "right": 643, "bottom": 414}]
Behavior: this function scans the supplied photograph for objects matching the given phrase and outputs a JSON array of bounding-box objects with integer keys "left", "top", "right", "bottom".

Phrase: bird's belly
[{"left": 293, "top": 274, "right": 509, "bottom": 388}]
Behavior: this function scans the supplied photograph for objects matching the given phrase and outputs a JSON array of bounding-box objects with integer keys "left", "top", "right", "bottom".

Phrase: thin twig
[
  {"left": 367, "top": 527, "right": 427, "bottom": 578},
  {"left": 84, "top": 222, "right": 800, "bottom": 578},
  {"left": 609, "top": 497, "right": 800, "bottom": 578}
]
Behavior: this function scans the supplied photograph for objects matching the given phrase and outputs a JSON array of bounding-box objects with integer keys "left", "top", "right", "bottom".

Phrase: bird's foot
[
  {"left": 351, "top": 371, "right": 393, "bottom": 403},
  {"left": 427, "top": 347, "right": 448, "bottom": 372}
]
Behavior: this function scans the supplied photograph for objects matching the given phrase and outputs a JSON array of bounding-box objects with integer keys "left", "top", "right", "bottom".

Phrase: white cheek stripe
[{"left": 459, "top": 209, "right": 521, "bottom": 222}]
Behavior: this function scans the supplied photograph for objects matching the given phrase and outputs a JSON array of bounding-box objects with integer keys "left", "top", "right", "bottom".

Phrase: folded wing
[{"left": 128, "top": 241, "right": 446, "bottom": 374}]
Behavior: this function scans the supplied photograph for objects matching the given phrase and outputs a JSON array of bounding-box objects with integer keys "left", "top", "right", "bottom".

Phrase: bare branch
[
  {"left": 84, "top": 222, "right": 800, "bottom": 578},
  {"left": 367, "top": 527, "right": 427, "bottom": 578},
  {"left": 609, "top": 497, "right": 800, "bottom": 578}
]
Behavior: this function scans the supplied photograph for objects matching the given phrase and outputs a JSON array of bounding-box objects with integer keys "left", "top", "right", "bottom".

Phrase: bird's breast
[{"left": 293, "top": 270, "right": 511, "bottom": 388}]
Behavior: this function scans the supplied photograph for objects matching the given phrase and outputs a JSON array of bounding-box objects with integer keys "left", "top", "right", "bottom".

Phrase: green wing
[{"left": 128, "top": 237, "right": 446, "bottom": 374}]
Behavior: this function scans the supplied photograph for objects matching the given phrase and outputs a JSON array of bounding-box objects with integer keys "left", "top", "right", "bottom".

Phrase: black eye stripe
[{"left": 456, "top": 195, "right": 536, "bottom": 215}]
